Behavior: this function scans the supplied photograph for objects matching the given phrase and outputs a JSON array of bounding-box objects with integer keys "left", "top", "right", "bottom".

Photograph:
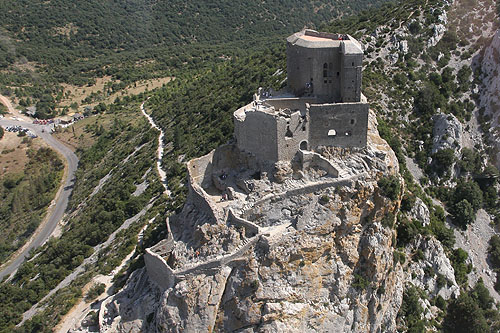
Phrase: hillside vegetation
[
  {"left": 0, "top": 147, "right": 63, "bottom": 265},
  {"left": 0, "top": 96, "right": 167, "bottom": 331},
  {"left": 0, "top": 0, "right": 390, "bottom": 119}
]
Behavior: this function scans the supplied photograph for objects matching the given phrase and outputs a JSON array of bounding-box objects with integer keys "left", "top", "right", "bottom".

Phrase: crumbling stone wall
[
  {"left": 234, "top": 109, "right": 279, "bottom": 163},
  {"left": 308, "top": 102, "right": 368, "bottom": 148},
  {"left": 144, "top": 239, "right": 176, "bottom": 290}
]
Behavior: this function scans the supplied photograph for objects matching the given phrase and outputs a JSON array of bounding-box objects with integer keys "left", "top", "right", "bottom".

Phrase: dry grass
[
  {"left": 59, "top": 76, "right": 173, "bottom": 112},
  {"left": 0, "top": 132, "right": 47, "bottom": 176},
  {"left": 52, "top": 115, "right": 111, "bottom": 151}
]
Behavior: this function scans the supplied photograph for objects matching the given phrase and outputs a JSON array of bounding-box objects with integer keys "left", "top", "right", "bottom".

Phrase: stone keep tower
[
  {"left": 286, "top": 30, "right": 363, "bottom": 103},
  {"left": 233, "top": 29, "right": 369, "bottom": 165}
]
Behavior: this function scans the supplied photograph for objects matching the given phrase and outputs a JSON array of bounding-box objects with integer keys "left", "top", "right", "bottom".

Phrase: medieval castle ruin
[
  {"left": 143, "top": 30, "right": 374, "bottom": 291},
  {"left": 234, "top": 29, "right": 369, "bottom": 164}
]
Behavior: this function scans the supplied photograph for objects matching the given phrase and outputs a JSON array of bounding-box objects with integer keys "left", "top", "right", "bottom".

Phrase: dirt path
[{"left": 140, "top": 101, "right": 171, "bottom": 196}]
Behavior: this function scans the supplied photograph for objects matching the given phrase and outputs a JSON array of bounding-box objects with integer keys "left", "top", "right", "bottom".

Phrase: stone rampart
[
  {"left": 227, "top": 209, "right": 261, "bottom": 236},
  {"left": 234, "top": 108, "right": 279, "bottom": 162},
  {"left": 265, "top": 97, "right": 317, "bottom": 112},
  {"left": 187, "top": 153, "right": 223, "bottom": 222},
  {"left": 176, "top": 236, "right": 260, "bottom": 276},
  {"left": 309, "top": 102, "right": 368, "bottom": 149}
]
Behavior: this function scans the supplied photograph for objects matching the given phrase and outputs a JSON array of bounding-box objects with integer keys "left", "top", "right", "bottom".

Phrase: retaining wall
[{"left": 300, "top": 150, "right": 339, "bottom": 177}]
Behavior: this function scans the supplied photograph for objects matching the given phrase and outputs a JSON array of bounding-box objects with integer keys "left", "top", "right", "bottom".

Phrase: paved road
[{"left": 0, "top": 117, "right": 79, "bottom": 280}]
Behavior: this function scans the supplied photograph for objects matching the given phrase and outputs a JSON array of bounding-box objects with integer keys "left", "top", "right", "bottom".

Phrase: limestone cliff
[{"left": 97, "top": 111, "right": 409, "bottom": 332}]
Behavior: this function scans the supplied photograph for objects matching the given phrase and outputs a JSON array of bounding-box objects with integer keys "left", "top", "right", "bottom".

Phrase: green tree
[
  {"left": 0, "top": 126, "right": 4, "bottom": 140},
  {"left": 378, "top": 175, "right": 401, "bottom": 200},
  {"left": 451, "top": 199, "right": 475, "bottom": 228},
  {"left": 432, "top": 148, "right": 456, "bottom": 177},
  {"left": 452, "top": 179, "right": 483, "bottom": 211},
  {"left": 442, "top": 293, "right": 489, "bottom": 333}
]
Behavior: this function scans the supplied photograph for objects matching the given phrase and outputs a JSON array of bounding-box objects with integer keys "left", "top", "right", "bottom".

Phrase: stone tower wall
[
  {"left": 287, "top": 44, "right": 343, "bottom": 102},
  {"left": 276, "top": 110, "right": 309, "bottom": 161},
  {"left": 308, "top": 102, "right": 368, "bottom": 148}
]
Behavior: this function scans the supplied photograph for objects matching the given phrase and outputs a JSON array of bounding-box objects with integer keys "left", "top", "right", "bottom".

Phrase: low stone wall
[
  {"left": 300, "top": 150, "right": 339, "bottom": 177},
  {"left": 265, "top": 97, "right": 317, "bottom": 113},
  {"left": 176, "top": 236, "right": 260, "bottom": 276},
  {"left": 227, "top": 209, "right": 261, "bottom": 236},
  {"left": 144, "top": 239, "right": 175, "bottom": 290},
  {"left": 250, "top": 174, "right": 364, "bottom": 209}
]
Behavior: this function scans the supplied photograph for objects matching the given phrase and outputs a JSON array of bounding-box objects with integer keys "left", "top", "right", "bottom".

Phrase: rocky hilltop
[{"left": 93, "top": 110, "right": 407, "bottom": 332}]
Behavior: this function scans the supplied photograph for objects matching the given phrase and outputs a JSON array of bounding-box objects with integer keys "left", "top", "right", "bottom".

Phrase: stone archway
[{"left": 299, "top": 140, "right": 308, "bottom": 150}]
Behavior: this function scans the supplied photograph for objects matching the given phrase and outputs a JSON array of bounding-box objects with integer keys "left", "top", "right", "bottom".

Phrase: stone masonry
[{"left": 234, "top": 29, "right": 369, "bottom": 165}]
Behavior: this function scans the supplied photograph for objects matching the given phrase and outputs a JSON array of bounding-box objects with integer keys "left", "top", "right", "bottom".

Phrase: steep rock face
[
  {"left": 102, "top": 111, "right": 404, "bottom": 332},
  {"left": 153, "top": 180, "right": 403, "bottom": 333},
  {"left": 406, "top": 235, "right": 460, "bottom": 301},
  {"left": 479, "top": 28, "right": 500, "bottom": 168}
]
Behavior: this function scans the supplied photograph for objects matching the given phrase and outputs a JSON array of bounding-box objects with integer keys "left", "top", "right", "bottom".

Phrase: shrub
[
  {"left": 401, "top": 193, "right": 416, "bottom": 212},
  {"left": 399, "top": 286, "right": 426, "bottom": 331},
  {"left": 84, "top": 283, "right": 106, "bottom": 302},
  {"left": 442, "top": 293, "right": 488, "bottom": 333},
  {"left": 352, "top": 273, "right": 370, "bottom": 290},
  {"left": 378, "top": 175, "right": 401, "bottom": 201},
  {"left": 432, "top": 149, "right": 456, "bottom": 177},
  {"left": 450, "top": 199, "right": 475, "bottom": 228}
]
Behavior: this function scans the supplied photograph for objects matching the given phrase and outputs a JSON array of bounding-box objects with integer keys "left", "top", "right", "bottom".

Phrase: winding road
[{"left": 0, "top": 97, "right": 79, "bottom": 281}]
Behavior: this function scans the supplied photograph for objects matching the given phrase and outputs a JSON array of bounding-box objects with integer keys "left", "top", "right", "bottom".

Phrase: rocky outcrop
[
  {"left": 406, "top": 235, "right": 460, "bottom": 300},
  {"left": 479, "top": 28, "right": 500, "bottom": 168},
  {"left": 100, "top": 110, "right": 406, "bottom": 332},
  {"left": 431, "top": 113, "right": 463, "bottom": 156},
  {"left": 409, "top": 197, "right": 430, "bottom": 227}
]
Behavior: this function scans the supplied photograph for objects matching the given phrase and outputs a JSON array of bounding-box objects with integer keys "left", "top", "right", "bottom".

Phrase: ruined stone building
[{"left": 234, "top": 29, "right": 369, "bottom": 164}]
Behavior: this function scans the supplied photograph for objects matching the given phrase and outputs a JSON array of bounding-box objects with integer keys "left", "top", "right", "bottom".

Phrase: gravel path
[{"left": 140, "top": 101, "right": 171, "bottom": 196}]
